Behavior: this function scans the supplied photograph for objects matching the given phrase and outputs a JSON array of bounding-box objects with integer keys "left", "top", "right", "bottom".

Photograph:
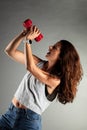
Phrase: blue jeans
[{"left": 0, "top": 103, "right": 42, "bottom": 130}]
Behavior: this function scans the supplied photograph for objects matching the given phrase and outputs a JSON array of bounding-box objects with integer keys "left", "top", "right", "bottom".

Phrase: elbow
[
  {"left": 26, "top": 64, "right": 34, "bottom": 72},
  {"left": 4, "top": 48, "right": 9, "bottom": 55},
  {"left": 26, "top": 65, "right": 32, "bottom": 71},
  {"left": 4, "top": 48, "right": 13, "bottom": 56},
  {"left": 4, "top": 49, "right": 10, "bottom": 56},
  {"left": 4, "top": 48, "right": 8, "bottom": 53}
]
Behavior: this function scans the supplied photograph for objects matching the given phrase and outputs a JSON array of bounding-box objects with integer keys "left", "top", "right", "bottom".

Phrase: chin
[
  {"left": 45, "top": 54, "right": 48, "bottom": 58},
  {"left": 45, "top": 55, "right": 50, "bottom": 60}
]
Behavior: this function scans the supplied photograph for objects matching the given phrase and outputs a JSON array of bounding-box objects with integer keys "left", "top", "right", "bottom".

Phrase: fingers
[
  {"left": 30, "top": 25, "right": 41, "bottom": 34},
  {"left": 30, "top": 26, "right": 33, "bottom": 32},
  {"left": 22, "top": 25, "right": 41, "bottom": 36},
  {"left": 24, "top": 25, "right": 41, "bottom": 40},
  {"left": 22, "top": 29, "right": 28, "bottom": 36}
]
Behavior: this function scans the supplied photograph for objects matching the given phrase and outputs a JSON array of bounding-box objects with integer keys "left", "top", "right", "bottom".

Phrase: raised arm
[
  {"left": 25, "top": 26, "right": 60, "bottom": 89},
  {"left": 4, "top": 30, "right": 42, "bottom": 65},
  {"left": 4, "top": 32, "right": 25, "bottom": 64}
]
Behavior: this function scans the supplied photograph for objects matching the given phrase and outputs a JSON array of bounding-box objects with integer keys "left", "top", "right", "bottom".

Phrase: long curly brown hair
[{"left": 50, "top": 40, "right": 83, "bottom": 104}]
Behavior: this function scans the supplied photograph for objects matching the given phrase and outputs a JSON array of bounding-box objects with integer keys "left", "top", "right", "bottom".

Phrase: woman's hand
[{"left": 25, "top": 26, "right": 41, "bottom": 40}]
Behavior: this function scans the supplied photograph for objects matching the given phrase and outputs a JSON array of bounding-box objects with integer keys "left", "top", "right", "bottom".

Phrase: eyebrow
[
  {"left": 53, "top": 44, "right": 60, "bottom": 49},
  {"left": 53, "top": 45, "right": 57, "bottom": 49}
]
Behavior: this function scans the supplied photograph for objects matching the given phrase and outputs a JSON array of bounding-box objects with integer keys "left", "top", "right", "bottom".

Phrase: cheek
[
  {"left": 54, "top": 55, "right": 58, "bottom": 60},
  {"left": 51, "top": 53, "right": 58, "bottom": 60},
  {"left": 54, "top": 52, "right": 60, "bottom": 60}
]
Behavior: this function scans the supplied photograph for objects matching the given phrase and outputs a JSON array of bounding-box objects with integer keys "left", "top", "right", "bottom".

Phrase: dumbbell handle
[{"left": 23, "top": 19, "right": 43, "bottom": 42}]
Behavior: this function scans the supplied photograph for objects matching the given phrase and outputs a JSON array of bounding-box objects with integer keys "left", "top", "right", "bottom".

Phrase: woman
[{"left": 0, "top": 26, "right": 83, "bottom": 130}]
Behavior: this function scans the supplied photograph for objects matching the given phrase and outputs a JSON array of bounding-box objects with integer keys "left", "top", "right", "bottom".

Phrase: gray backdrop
[{"left": 0, "top": 0, "right": 87, "bottom": 130}]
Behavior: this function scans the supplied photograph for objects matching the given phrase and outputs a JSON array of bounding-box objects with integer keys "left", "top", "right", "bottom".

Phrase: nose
[{"left": 49, "top": 45, "right": 53, "bottom": 51}]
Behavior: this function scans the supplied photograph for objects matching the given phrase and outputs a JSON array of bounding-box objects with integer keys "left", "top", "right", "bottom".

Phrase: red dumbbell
[{"left": 23, "top": 19, "right": 43, "bottom": 42}]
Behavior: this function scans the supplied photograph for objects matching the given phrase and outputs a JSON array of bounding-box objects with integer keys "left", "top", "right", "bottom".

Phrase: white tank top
[{"left": 14, "top": 61, "right": 51, "bottom": 115}]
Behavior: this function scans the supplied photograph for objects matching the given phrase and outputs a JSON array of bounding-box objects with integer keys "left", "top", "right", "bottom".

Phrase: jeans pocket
[
  {"left": 26, "top": 110, "right": 40, "bottom": 121},
  {"left": 26, "top": 114, "right": 39, "bottom": 121}
]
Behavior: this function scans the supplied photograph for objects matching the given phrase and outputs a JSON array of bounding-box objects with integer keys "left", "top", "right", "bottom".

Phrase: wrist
[{"left": 23, "top": 39, "right": 32, "bottom": 44}]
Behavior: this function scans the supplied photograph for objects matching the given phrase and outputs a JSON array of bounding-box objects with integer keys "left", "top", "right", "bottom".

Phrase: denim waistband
[{"left": 9, "top": 102, "right": 41, "bottom": 120}]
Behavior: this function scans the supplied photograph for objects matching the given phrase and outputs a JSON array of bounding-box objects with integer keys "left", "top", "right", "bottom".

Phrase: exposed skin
[
  {"left": 4, "top": 26, "right": 61, "bottom": 107},
  {"left": 4, "top": 25, "right": 83, "bottom": 107}
]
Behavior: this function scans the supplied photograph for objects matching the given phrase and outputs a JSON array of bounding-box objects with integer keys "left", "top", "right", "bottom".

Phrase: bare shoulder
[{"left": 46, "top": 78, "right": 61, "bottom": 94}]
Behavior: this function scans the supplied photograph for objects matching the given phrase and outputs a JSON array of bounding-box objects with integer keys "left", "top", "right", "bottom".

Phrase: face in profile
[{"left": 46, "top": 42, "right": 61, "bottom": 63}]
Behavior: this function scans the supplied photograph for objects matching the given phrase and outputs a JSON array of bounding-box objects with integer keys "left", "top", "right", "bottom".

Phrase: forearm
[
  {"left": 24, "top": 25, "right": 41, "bottom": 69},
  {"left": 25, "top": 42, "right": 35, "bottom": 70},
  {"left": 5, "top": 32, "right": 25, "bottom": 54}
]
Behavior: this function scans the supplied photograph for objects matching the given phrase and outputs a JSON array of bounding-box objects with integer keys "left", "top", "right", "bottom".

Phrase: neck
[{"left": 44, "top": 61, "right": 55, "bottom": 72}]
